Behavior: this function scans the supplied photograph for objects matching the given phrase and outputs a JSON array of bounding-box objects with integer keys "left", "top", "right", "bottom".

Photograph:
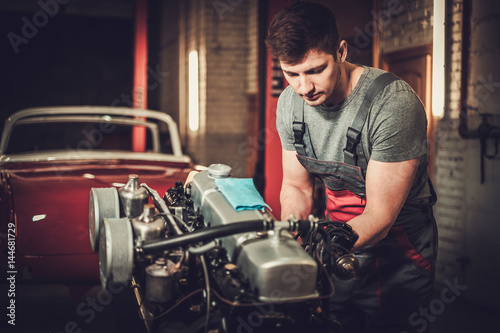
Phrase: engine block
[{"left": 88, "top": 164, "right": 359, "bottom": 333}]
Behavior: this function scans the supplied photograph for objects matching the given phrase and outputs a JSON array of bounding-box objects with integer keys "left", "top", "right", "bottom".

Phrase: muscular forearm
[
  {"left": 280, "top": 183, "right": 313, "bottom": 221},
  {"left": 280, "top": 149, "right": 315, "bottom": 221},
  {"left": 347, "top": 212, "right": 394, "bottom": 251}
]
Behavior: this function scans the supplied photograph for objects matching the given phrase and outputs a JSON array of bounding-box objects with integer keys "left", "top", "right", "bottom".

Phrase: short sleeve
[
  {"left": 276, "top": 86, "right": 296, "bottom": 151},
  {"left": 368, "top": 84, "right": 428, "bottom": 162}
]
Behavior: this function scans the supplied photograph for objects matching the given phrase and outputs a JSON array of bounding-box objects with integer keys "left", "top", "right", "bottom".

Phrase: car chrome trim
[
  {"left": 0, "top": 106, "right": 186, "bottom": 157},
  {"left": 0, "top": 151, "right": 191, "bottom": 164}
]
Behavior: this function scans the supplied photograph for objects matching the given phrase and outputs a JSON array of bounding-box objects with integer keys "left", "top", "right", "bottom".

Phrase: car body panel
[{"left": 0, "top": 107, "right": 193, "bottom": 282}]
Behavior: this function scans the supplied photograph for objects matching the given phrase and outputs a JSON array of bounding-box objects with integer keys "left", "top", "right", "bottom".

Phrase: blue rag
[{"left": 215, "top": 178, "right": 270, "bottom": 211}]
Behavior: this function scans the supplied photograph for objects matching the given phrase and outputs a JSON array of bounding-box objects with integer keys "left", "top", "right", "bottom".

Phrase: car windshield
[{"left": 5, "top": 120, "right": 173, "bottom": 155}]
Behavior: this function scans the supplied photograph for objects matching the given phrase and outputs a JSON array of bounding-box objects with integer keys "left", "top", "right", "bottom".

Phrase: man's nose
[{"left": 297, "top": 75, "right": 314, "bottom": 95}]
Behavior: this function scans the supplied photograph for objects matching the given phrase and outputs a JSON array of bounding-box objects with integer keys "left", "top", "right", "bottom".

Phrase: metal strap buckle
[
  {"left": 293, "top": 121, "right": 305, "bottom": 144},
  {"left": 345, "top": 127, "right": 361, "bottom": 152}
]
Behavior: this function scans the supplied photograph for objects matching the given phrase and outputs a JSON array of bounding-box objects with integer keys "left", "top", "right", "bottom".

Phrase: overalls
[{"left": 292, "top": 73, "right": 438, "bottom": 333}]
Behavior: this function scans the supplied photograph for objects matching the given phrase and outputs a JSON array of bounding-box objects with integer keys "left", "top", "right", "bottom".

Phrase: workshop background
[{"left": 1, "top": 0, "right": 499, "bottom": 332}]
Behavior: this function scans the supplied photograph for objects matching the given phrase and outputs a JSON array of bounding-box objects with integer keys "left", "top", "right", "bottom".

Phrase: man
[{"left": 266, "top": 2, "right": 438, "bottom": 333}]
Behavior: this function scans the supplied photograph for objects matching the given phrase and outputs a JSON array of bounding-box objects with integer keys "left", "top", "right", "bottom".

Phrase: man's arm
[
  {"left": 347, "top": 157, "right": 420, "bottom": 251},
  {"left": 280, "top": 149, "right": 315, "bottom": 221}
]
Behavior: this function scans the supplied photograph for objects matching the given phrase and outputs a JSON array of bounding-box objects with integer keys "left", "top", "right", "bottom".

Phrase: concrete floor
[
  {"left": 2, "top": 284, "right": 107, "bottom": 333},
  {"left": 1, "top": 282, "right": 145, "bottom": 333},
  {"left": 1, "top": 282, "right": 498, "bottom": 332},
  {"left": 429, "top": 297, "right": 499, "bottom": 333}
]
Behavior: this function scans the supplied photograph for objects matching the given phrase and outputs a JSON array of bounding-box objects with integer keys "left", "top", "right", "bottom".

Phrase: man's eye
[{"left": 310, "top": 68, "right": 324, "bottom": 74}]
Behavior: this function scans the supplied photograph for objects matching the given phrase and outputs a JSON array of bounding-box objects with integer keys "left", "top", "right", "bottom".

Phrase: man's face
[{"left": 280, "top": 49, "right": 341, "bottom": 107}]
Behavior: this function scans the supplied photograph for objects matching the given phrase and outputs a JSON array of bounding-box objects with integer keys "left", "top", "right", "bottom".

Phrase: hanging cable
[{"left": 200, "top": 254, "right": 211, "bottom": 333}]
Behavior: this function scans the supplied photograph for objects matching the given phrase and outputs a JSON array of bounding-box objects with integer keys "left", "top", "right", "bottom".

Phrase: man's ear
[{"left": 338, "top": 40, "right": 348, "bottom": 62}]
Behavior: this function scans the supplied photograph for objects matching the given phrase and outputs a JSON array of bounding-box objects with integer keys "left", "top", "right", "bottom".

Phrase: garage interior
[{"left": 1, "top": 0, "right": 500, "bottom": 332}]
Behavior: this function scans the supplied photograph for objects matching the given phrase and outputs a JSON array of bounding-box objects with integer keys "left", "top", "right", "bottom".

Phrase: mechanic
[{"left": 266, "top": 2, "right": 438, "bottom": 333}]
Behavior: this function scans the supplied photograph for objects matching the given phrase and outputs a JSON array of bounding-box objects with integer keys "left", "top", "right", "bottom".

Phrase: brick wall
[
  {"left": 458, "top": 0, "right": 500, "bottom": 308},
  {"left": 247, "top": 0, "right": 258, "bottom": 95},
  {"left": 176, "top": 0, "right": 258, "bottom": 176},
  {"left": 206, "top": 0, "right": 249, "bottom": 136},
  {"left": 433, "top": 0, "right": 468, "bottom": 291},
  {"left": 159, "top": 1, "right": 180, "bottom": 128},
  {"left": 379, "top": 0, "right": 433, "bottom": 53},
  {"left": 434, "top": 0, "right": 500, "bottom": 308}
]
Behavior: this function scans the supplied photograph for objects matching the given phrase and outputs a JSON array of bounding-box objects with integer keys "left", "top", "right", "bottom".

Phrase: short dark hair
[{"left": 265, "top": 1, "right": 340, "bottom": 64}]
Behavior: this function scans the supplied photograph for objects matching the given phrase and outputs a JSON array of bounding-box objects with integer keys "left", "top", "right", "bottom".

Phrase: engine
[{"left": 89, "top": 164, "right": 359, "bottom": 333}]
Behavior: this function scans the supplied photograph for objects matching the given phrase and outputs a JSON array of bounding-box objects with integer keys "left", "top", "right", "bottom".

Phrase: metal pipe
[
  {"left": 141, "top": 220, "right": 270, "bottom": 254},
  {"left": 131, "top": 277, "right": 153, "bottom": 333},
  {"left": 133, "top": 0, "right": 148, "bottom": 151},
  {"left": 140, "top": 183, "right": 184, "bottom": 236},
  {"left": 458, "top": 0, "right": 477, "bottom": 139}
]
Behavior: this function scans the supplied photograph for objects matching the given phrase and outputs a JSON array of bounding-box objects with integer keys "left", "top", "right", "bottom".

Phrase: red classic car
[{"left": 0, "top": 106, "right": 193, "bottom": 282}]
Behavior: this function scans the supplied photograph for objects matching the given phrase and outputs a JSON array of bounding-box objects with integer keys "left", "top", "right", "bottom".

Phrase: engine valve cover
[{"left": 190, "top": 165, "right": 318, "bottom": 301}]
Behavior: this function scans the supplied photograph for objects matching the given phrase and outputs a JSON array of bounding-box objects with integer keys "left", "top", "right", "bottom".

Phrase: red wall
[{"left": 263, "top": 0, "right": 293, "bottom": 219}]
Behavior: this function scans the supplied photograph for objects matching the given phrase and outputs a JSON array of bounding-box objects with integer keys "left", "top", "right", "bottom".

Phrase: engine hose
[
  {"left": 141, "top": 220, "right": 271, "bottom": 254},
  {"left": 275, "top": 218, "right": 320, "bottom": 234},
  {"left": 141, "top": 183, "right": 184, "bottom": 236}
]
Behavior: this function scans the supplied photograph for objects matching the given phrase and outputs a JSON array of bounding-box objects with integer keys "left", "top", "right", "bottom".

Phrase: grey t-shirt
[{"left": 276, "top": 66, "right": 431, "bottom": 203}]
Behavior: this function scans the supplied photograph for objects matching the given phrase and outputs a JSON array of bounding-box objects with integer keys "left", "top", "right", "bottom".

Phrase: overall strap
[
  {"left": 343, "top": 72, "right": 399, "bottom": 168},
  {"left": 292, "top": 92, "right": 317, "bottom": 158}
]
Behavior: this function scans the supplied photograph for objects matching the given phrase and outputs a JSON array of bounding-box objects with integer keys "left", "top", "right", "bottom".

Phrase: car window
[
  {"left": 155, "top": 118, "right": 173, "bottom": 155},
  {"left": 5, "top": 121, "right": 158, "bottom": 154}
]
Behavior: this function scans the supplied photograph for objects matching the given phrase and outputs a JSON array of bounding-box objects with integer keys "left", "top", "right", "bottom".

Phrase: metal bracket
[{"left": 478, "top": 114, "right": 500, "bottom": 183}]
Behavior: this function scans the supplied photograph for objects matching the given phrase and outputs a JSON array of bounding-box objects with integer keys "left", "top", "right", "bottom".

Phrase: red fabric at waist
[{"left": 325, "top": 188, "right": 366, "bottom": 223}]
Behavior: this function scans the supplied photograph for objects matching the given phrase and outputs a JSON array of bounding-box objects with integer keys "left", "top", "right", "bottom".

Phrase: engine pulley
[{"left": 89, "top": 187, "right": 120, "bottom": 252}]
